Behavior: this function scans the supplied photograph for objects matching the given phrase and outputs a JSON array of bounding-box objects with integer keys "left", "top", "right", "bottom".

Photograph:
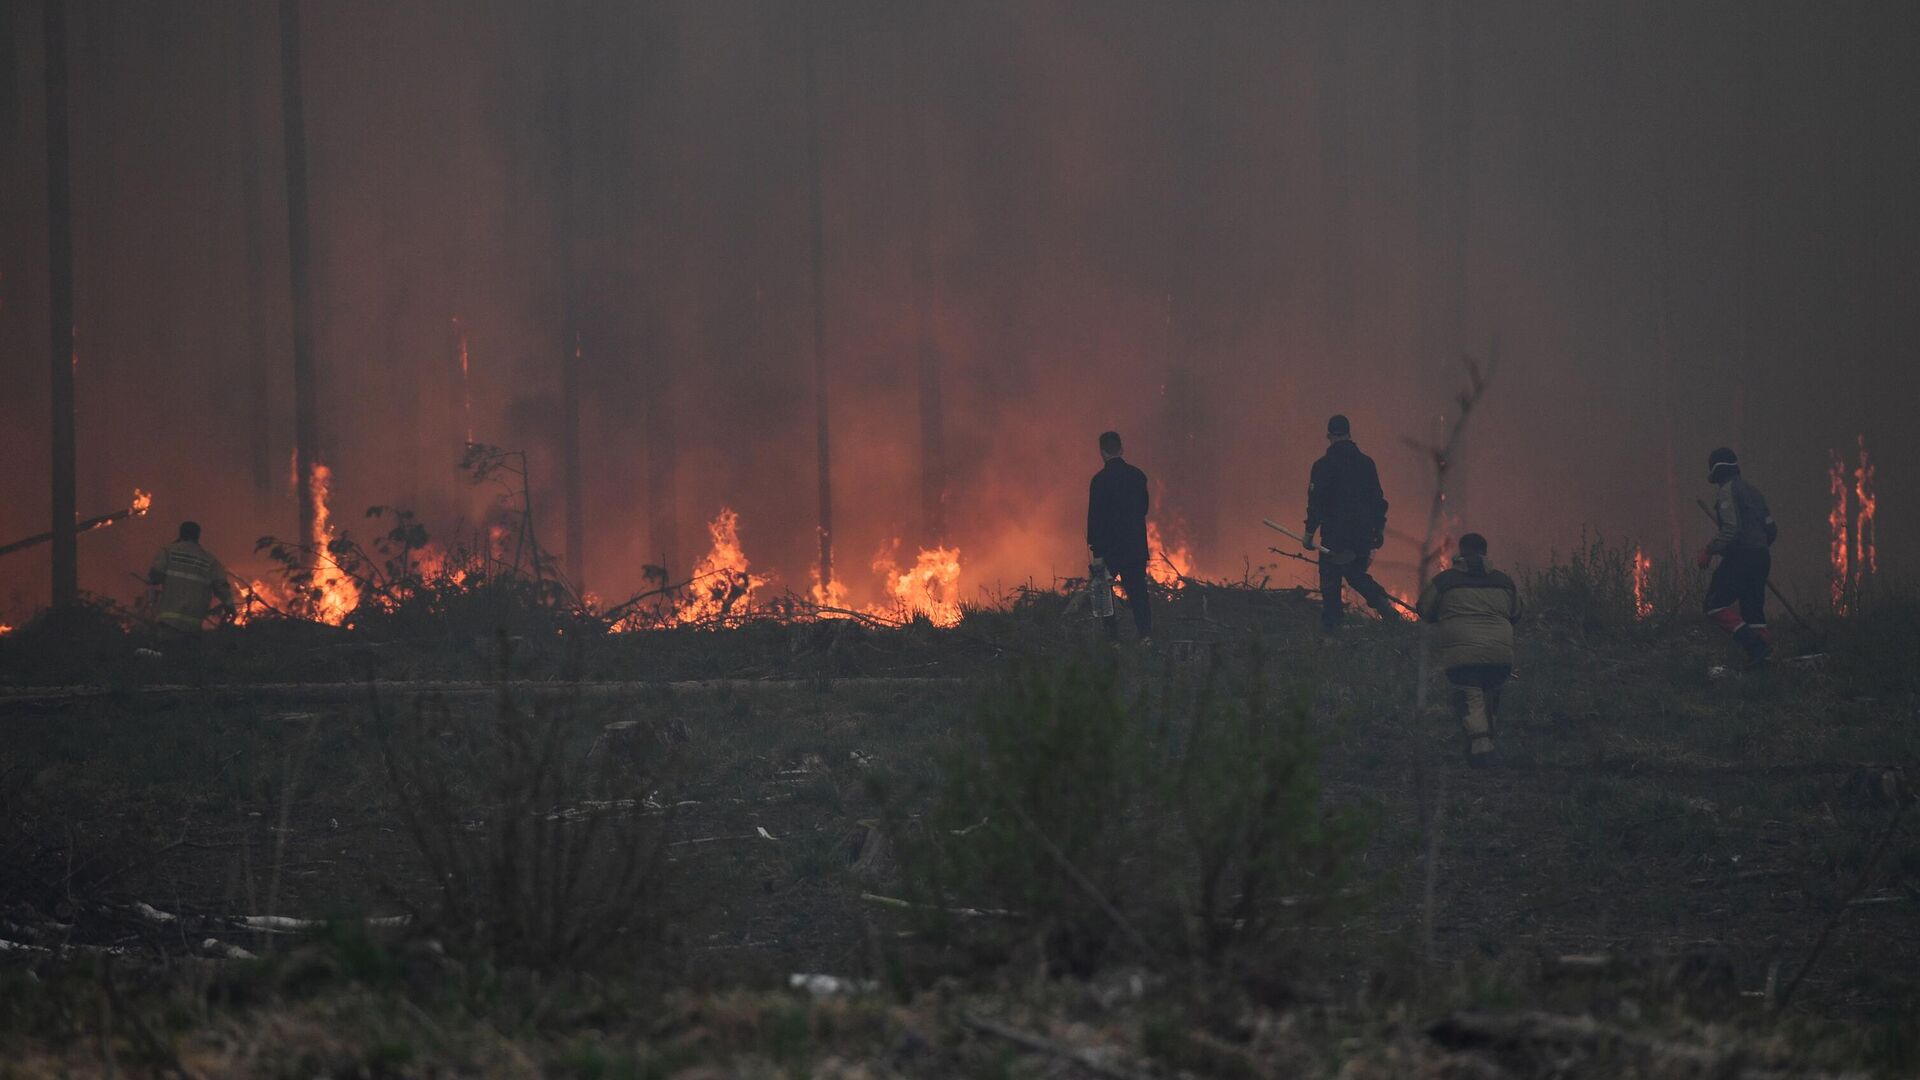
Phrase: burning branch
[
  {"left": 1828, "top": 436, "right": 1878, "bottom": 615},
  {"left": 0, "top": 489, "right": 153, "bottom": 559}
]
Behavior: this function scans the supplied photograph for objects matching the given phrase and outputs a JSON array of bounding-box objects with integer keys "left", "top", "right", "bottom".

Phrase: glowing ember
[
  {"left": 1146, "top": 520, "right": 1191, "bottom": 589},
  {"left": 0, "top": 624, "right": 13, "bottom": 637},
  {"left": 1829, "top": 448, "right": 1852, "bottom": 615},
  {"left": 1632, "top": 546, "right": 1653, "bottom": 618},
  {"left": 673, "top": 508, "right": 766, "bottom": 625},
  {"left": 872, "top": 542, "right": 964, "bottom": 627},
  {"left": 130, "top": 489, "right": 152, "bottom": 516},
  {"left": 1854, "top": 434, "right": 1877, "bottom": 582}
]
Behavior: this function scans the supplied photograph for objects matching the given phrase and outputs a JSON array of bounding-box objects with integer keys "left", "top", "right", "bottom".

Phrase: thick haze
[{"left": 2, "top": 1, "right": 1915, "bottom": 621}]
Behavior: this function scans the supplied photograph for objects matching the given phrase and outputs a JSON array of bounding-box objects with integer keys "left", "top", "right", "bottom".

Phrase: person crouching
[{"left": 1417, "top": 532, "right": 1520, "bottom": 767}]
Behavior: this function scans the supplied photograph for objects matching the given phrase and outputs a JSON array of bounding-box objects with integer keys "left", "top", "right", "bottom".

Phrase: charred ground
[{"left": 1, "top": 560, "right": 1917, "bottom": 1077}]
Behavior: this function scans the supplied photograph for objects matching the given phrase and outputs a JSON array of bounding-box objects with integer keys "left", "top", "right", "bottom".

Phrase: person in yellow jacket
[
  {"left": 147, "top": 521, "right": 235, "bottom": 631},
  {"left": 1416, "top": 532, "right": 1520, "bottom": 767}
]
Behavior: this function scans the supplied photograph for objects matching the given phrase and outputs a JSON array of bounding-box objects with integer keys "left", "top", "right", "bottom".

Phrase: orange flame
[
  {"left": 1854, "top": 434, "right": 1877, "bottom": 583},
  {"left": 305, "top": 464, "right": 362, "bottom": 625},
  {"left": 1829, "top": 448, "right": 1851, "bottom": 615},
  {"left": 809, "top": 565, "right": 849, "bottom": 611},
  {"left": 1632, "top": 546, "right": 1653, "bottom": 619},
  {"left": 0, "top": 623, "right": 13, "bottom": 637},
  {"left": 672, "top": 508, "right": 766, "bottom": 625},
  {"left": 872, "top": 542, "right": 964, "bottom": 627},
  {"left": 1146, "top": 520, "right": 1191, "bottom": 590},
  {"left": 130, "top": 489, "right": 152, "bottom": 516}
]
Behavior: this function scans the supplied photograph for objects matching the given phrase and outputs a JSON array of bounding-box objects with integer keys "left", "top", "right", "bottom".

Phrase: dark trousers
[
  {"left": 1705, "top": 546, "right": 1772, "bottom": 660},
  {"left": 1103, "top": 561, "right": 1154, "bottom": 639},
  {"left": 1318, "top": 550, "right": 1400, "bottom": 629}
]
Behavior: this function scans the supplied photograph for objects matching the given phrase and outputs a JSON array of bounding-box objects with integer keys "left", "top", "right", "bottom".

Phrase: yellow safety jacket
[{"left": 148, "top": 540, "right": 234, "bottom": 630}]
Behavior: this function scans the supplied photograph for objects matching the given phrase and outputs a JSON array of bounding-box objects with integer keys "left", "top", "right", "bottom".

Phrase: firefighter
[
  {"left": 147, "top": 521, "right": 235, "bottom": 632},
  {"left": 1086, "top": 431, "right": 1153, "bottom": 644},
  {"left": 1697, "top": 447, "right": 1776, "bottom": 667},
  {"left": 1303, "top": 414, "right": 1401, "bottom": 630},
  {"left": 1418, "top": 532, "right": 1520, "bottom": 766}
]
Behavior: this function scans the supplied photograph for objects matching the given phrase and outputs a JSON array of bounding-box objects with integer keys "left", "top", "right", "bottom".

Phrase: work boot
[{"left": 1734, "top": 626, "right": 1773, "bottom": 668}]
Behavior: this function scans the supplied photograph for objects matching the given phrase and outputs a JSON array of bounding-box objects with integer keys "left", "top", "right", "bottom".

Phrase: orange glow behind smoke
[
  {"left": 1829, "top": 448, "right": 1851, "bottom": 615},
  {"left": 1632, "top": 546, "right": 1653, "bottom": 618},
  {"left": 672, "top": 508, "right": 766, "bottom": 624},
  {"left": 1854, "top": 435, "right": 1877, "bottom": 581}
]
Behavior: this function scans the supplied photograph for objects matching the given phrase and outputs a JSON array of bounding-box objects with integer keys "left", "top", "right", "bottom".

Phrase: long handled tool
[
  {"left": 1262, "top": 519, "right": 1417, "bottom": 615},
  {"left": 1261, "top": 518, "right": 1353, "bottom": 563},
  {"left": 1693, "top": 498, "right": 1812, "bottom": 633}
]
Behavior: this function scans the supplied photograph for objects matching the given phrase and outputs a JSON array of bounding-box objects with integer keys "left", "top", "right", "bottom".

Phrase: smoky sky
[{"left": 2, "top": 1, "right": 1916, "bottom": 620}]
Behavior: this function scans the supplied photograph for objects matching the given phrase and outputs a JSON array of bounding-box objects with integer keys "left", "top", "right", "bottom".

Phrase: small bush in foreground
[
  {"left": 367, "top": 640, "right": 680, "bottom": 969},
  {"left": 890, "top": 644, "right": 1361, "bottom": 984}
]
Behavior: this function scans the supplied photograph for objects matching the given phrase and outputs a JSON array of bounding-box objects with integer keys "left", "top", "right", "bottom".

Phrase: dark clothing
[
  {"left": 1417, "top": 555, "right": 1520, "bottom": 669},
  {"left": 1707, "top": 475, "right": 1777, "bottom": 554},
  {"left": 1319, "top": 551, "right": 1400, "bottom": 630},
  {"left": 1305, "top": 439, "right": 1388, "bottom": 551},
  {"left": 1703, "top": 470, "right": 1775, "bottom": 664},
  {"left": 1706, "top": 545, "right": 1772, "bottom": 661},
  {"left": 1104, "top": 561, "right": 1155, "bottom": 640},
  {"left": 1087, "top": 458, "right": 1150, "bottom": 568}
]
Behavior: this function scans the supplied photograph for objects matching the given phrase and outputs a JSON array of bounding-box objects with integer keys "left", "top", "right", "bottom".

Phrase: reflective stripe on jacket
[
  {"left": 1417, "top": 554, "right": 1519, "bottom": 670},
  {"left": 1708, "top": 476, "right": 1776, "bottom": 554},
  {"left": 147, "top": 541, "right": 233, "bottom": 628}
]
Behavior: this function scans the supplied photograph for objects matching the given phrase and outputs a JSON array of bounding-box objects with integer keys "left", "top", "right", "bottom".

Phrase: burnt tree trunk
[
  {"left": 804, "top": 11, "right": 834, "bottom": 591},
  {"left": 279, "top": 0, "right": 319, "bottom": 551},
  {"left": 44, "top": 0, "right": 78, "bottom": 608},
  {"left": 546, "top": 1, "right": 586, "bottom": 591},
  {"left": 905, "top": 17, "right": 944, "bottom": 544},
  {"left": 1413, "top": 0, "right": 1473, "bottom": 511},
  {"left": 241, "top": 1, "right": 275, "bottom": 497}
]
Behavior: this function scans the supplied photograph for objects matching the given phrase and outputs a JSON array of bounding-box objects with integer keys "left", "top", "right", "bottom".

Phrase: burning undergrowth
[{"left": 231, "top": 450, "right": 1202, "bottom": 635}]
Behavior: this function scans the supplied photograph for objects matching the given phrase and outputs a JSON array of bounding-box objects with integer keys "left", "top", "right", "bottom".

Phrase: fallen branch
[
  {"left": 858, "top": 892, "right": 1018, "bottom": 919},
  {"left": 961, "top": 1014, "right": 1153, "bottom": 1080},
  {"left": 1775, "top": 799, "right": 1907, "bottom": 1011}
]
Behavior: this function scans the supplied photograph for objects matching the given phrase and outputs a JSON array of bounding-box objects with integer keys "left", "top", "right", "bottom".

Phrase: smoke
[{"left": 2, "top": 0, "right": 1918, "bottom": 621}]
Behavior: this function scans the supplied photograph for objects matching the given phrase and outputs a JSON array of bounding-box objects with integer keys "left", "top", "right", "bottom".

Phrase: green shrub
[
  {"left": 1523, "top": 531, "right": 1698, "bottom": 637},
  {"left": 889, "top": 644, "right": 1361, "bottom": 982},
  {"left": 366, "top": 638, "right": 680, "bottom": 969}
]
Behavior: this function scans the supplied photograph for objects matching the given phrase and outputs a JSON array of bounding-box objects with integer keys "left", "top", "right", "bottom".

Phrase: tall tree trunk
[
  {"left": 1161, "top": 9, "right": 1220, "bottom": 567},
  {"left": 1317, "top": 4, "right": 1355, "bottom": 381},
  {"left": 44, "top": 0, "right": 78, "bottom": 609},
  {"left": 546, "top": 1, "right": 586, "bottom": 591},
  {"left": 906, "top": 17, "right": 944, "bottom": 545},
  {"left": 1413, "top": 0, "right": 1472, "bottom": 511},
  {"left": 241, "top": 1, "right": 274, "bottom": 498},
  {"left": 805, "top": 11, "right": 833, "bottom": 591},
  {"left": 279, "top": 0, "right": 320, "bottom": 552}
]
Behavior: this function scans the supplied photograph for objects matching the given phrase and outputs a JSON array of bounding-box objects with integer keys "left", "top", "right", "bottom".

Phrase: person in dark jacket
[
  {"left": 1697, "top": 447, "right": 1776, "bottom": 667},
  {"left": 1418, "top": 532, "right": 1520, "bottom": 766},
  {"left": 1303, "top": 414, "right": 1401, "bottom": 630},
  {"left": 1087, "top": 431, "right": 1153, "bottom": 643}
]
